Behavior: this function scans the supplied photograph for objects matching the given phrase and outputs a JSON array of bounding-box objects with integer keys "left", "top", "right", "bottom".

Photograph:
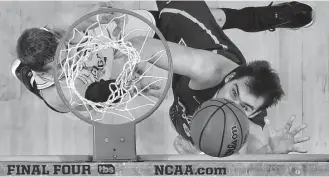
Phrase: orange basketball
[{"left": 190, "top": 98, "right": 250, "bottom": 157}]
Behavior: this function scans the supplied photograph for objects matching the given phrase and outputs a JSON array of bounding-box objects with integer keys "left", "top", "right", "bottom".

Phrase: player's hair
[
  {"left": 16, "top": 28, "right": 59, "bottom": 72},
  {"left": 232, "top": 60, "right": 284, "bottom": 111}
]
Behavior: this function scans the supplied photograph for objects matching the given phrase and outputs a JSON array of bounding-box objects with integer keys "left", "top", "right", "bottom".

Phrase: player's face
[
  {"left": 33, "top": 60, "right": 55, "bottom": 75},
  {"left": 214, "top": 76, "right": 264, "bottom": 118}
]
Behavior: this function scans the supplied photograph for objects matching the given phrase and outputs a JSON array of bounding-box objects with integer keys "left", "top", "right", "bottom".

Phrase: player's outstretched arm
[
  {"left": 247, "top": 116, "right": 311, "bottom": 154},
  {"left": 129, "top": 36, "right": 238, "bottom": 86}
]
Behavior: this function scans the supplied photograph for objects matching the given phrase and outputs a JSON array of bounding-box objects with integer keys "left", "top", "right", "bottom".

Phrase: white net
[{"left": 57, "top": 12, "right": 168, "bottom": 122}]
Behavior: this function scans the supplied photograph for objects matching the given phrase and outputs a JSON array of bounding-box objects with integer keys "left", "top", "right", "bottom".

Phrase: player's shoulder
[
  {"left": 11, "top": 59, "right": 36, "bottom": 91},
  {"left": 11, "top": 59, "right": 25, "bottom": 79},
  {"left": 11, "top": 59, "right": 54, "bottom": 90}
]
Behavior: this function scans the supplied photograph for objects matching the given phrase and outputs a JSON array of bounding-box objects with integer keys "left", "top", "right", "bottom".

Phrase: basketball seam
[
  {"left": 192, "top": 102, "right": 225, "bottom": 152},
  {"left": 212, "top": 99, "right": 229, "bottom": 105},
  {"left": 192, "top": 99, "right": 228, "bottom": 120},
  {"left": 198, "top": 107, "right": 222, "bottom": 153},
  {"left": 207, "top": 99, "right": 244, "bottom": 156},
  {"left": 217, "top": 107, "right": 227, "bottom": 157},
  {"left": 193, "top": 104, "right": 224, "bottom": 118},
  {"left": 191, "top": 99, "right": 232, "bottom": 156},
  {"left": 225, "top": 105, "right": 244, "bottom": 151},
  {"left": 193, "top": 104, "right": 225, "bottom": 147}
]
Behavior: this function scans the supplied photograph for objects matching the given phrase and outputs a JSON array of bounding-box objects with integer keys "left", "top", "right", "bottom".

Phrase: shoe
[
  {"left": 268, "top": 1, "right": 315, "bottom": 31},
  {"left": 248, "top": 1, "right": 315, "bottom": 32}
]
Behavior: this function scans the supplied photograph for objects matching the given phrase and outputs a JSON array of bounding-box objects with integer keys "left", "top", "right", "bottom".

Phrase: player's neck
[{"left": 222, "top": 62, "right": 239, "bottom": 79}]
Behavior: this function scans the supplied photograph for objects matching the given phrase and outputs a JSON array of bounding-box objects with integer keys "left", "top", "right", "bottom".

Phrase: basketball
[{"left": 190, "top": 98, "right": 250, "bottom": 157}]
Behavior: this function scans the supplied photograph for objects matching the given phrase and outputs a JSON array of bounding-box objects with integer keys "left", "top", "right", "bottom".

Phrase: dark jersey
[{"left": 154, "top": 1, "right": 267, "bottom": 142}]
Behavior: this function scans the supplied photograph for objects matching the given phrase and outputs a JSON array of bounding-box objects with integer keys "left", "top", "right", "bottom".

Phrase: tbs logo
[{"left": 98, "top": 164, "right": 115, "bottom": 175}]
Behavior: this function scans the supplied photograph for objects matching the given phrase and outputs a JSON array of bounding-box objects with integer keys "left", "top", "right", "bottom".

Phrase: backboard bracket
[{"left": 93, "top": 122, "right": 137, "bottom": 161}]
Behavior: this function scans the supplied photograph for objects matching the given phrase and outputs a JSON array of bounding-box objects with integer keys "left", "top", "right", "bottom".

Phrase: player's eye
[
  {"left": 232, "top": 89, "right": 237, "bottom": 98},
  {"left": 241, "top": 104, "right": 248, "bottom": 111}
]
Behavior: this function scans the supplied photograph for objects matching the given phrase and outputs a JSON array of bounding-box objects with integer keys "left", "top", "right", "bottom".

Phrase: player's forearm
[
  {"left": 129, "top": 37, "right": 171, "bottom": 70},
  {"left": 129, "top": 36, "right": 237, "bottom": 84},
  {"left": 59, "top": 78, "right": 91, "bottom": 111},
  {"left": 41, "top": 86, "right": 71, "bottom": 113},
  {"left": 54, "top": 78, "right": 97, "bottom": 112}
]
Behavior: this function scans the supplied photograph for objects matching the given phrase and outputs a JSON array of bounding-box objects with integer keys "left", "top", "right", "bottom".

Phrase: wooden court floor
[{"left": 0, "top": 1, "right": 328, "bottom": 157}]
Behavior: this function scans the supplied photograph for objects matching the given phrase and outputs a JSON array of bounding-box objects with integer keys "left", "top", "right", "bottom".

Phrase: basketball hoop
[{"left": 53, "top": 8, "right": 173, "bottom": 161}]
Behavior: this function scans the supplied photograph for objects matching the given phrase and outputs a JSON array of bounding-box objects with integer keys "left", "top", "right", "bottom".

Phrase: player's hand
[
  {"left": 97, "top": 2, "right": 128, "bottom": 38},
  {"left": 129, "top": 72, "right": 162, "bottom": 98},
  {"left": 132, "top": 62, "right": 164, "bottom": 98},
  {"left": 85, "top": 2, "right": 114, "bottom": 24},
  {"left": 265, "top": 115, "right": 310, "bottom": 154},
  {"left": 119, "top": 55, "right": 163, "bottom": 98},
  {"left": 83, "top": 2, "right": 128, "bottom": 38}
]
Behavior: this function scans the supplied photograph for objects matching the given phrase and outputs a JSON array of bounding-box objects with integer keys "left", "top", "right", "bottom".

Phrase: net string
[{"left": 58, "top": 13, "right": 167, "bottom": 122}]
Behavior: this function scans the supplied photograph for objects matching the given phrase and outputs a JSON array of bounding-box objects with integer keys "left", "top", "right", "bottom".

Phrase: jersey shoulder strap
[
  {"left": 12, "top": 59, "right": 54, "bottom": 90},
  {"left": 11, "top": 59, "right": 66, "bottom": 113},
  {"left": 11, "top": 59, "right": 43, "bottom": 99}
]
